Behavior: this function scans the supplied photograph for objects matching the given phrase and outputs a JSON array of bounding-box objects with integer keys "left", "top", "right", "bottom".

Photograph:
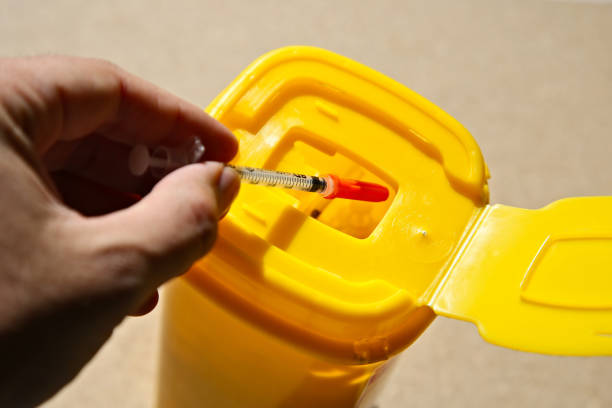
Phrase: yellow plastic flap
[{"left": 430, "top": 197, "right": 612, "bottom": 355}]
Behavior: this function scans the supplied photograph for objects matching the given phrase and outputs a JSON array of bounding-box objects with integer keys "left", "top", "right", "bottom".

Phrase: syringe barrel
[{"left": 229, "top": 166, "right": 327, "bottom": 193}]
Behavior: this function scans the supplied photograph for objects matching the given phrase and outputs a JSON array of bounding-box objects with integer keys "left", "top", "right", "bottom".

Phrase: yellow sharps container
[{"left": 157, "top": 47, "right": 612, "bottom": 408}]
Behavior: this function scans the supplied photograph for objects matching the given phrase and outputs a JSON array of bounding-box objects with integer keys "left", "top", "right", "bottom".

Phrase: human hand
[{"left": 0, "top": 56, "right": 239, "bottom": 407}]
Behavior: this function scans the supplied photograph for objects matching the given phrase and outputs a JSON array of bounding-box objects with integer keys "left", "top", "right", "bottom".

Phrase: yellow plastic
[
  {"left": 431, "top": 198, "right": 612, "bottom": 355},
  {"left": 157, "top": 46, "right": 612, "bottom": 408}
]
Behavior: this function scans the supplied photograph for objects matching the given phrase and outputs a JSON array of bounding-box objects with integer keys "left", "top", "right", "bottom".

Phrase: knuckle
[
  {"left": 159, "top": 201, "right": 218, "bottom": 276},
  {"left": 92, "top": 242, "right": 150, "bottom": 293},
  {"left": 168, "top": 219, "right": 217, "bottom": 279},
  {"left": 183, "top": 195, "right": 218, "bottom": 228}
]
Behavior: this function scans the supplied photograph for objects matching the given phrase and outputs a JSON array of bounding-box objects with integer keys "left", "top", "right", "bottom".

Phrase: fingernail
[{"left": 217, "top": 166, "right": 240, "bottom": 215}]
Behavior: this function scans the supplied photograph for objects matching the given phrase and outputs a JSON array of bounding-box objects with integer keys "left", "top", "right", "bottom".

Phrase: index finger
[{"left": 0, "top": 56, "right": 238, "bottom": 162}]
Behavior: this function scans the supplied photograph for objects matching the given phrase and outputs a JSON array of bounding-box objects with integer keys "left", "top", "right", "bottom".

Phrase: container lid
[
  {"left": 186, "top": 46, "right": 487, "bottom": 364},
  {"left": 431, "top": 197, "right": 612, "bottom": 355},
  {"left": 186, "top": 46, "right": 612, "bottom": 362}
]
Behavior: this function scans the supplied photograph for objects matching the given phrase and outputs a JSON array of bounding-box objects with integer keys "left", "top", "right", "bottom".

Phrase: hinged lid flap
[{"left": 429, "top": 197, "right": 612, "bottom": 355}]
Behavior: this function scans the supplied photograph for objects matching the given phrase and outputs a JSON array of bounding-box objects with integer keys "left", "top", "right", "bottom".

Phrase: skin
[{"left": 0, "top": 56, "right": 240, "bottom": 407}]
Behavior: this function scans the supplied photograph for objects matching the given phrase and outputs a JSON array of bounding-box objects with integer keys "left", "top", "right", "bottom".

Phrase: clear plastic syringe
[{"left": 128, "top": 139, "right": 389, "bottom": 203}]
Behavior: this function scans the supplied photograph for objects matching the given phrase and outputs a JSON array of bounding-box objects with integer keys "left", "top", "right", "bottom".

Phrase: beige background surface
[{"left": 1, "top": 0, "right": 610, "bottom": 407}]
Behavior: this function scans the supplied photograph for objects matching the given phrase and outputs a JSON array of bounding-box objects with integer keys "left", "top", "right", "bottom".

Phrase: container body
[{"left": 157, "top": 279, "right": 389, "bottom": 408}]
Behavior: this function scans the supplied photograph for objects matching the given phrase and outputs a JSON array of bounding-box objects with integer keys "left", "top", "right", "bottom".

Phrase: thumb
[{"left": 90, "top": 161, "right": 240, "bottom": 288}]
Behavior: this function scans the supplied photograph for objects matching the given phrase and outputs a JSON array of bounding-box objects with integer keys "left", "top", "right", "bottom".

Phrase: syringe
[
  {"left": 227, "top": 165, "right": 388, "bottom": 202},
  {"left": 128, "top": 139, "right": 389, "bottom": 202}
]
